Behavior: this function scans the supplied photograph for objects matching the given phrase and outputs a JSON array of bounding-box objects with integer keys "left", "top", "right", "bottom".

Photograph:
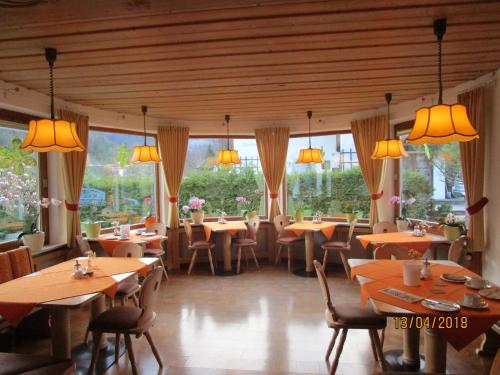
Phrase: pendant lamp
[
  {"left": 406, "top": 18, "right": 478, "bottom": 144},
  {"left": 21, "top": 48, "right": 84, "bottom": 152},
  {"left": 371, "top": 93, "right": 408, "bottom": 159},
  {"left": 130, "top": 105, "right": 161, "bottom": 163},
  {"left": 296, "top": 111, "right": 323, "bottom": 164},
  {"left": 216, "top": 115, "right": 240, "bottom": 164}
]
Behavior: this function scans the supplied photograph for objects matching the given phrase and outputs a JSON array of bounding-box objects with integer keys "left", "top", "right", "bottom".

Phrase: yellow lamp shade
[
  {"left": 131, "top": 145, "right": 161, "bottom": 163},
  {"left": 371, "top": 139, "right": 408, "bottom": 159},
  {"left": 296, "top": 148, "right": 323, "bottom": 164},
  {"left": 216, "top": 149, "right": 240, "bottom": 164},
  {"left": 21, "top": 118, "right": 84, "bottom": 152},
  {"left": 407, "top": 104, "right": 479, "bottom": 144}
]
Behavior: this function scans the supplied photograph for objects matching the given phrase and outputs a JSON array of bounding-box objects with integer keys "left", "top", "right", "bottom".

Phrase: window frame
[{"left": 0, "top": 108, "right": 49, "bottom": 250}]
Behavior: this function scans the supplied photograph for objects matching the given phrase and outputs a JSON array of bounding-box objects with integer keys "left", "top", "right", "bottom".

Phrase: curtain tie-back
[
  {"left": 65, "top": 200, "right": 79, "bottom": 211},
  {"left": 466, "top": 197, "right": 488, "bottom": 216},
  {"left": 168, "top": 196, "right": 178, "bottom": 203},
  {"left": 371, "top": 191, "right": 384, "bottom": 200},
  {"left": 270, "top": 192, "right": 279, "bottom": 199}
]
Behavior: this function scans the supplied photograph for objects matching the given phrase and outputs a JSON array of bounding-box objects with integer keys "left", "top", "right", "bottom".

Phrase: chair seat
[
  {"left": 190, "top": 241, "right": 215, "bottom": 249},
  {"left": 116, "top": 282, "right": 141, "bottom": 297},
  {"left": 234, "top": 238, "right": 257, "bottom": 246},
  {"left": 89, "top": 306, "right": 142, "bottom": 331},
  {"left": 143, "top": 248, "right": 165, "bottom": 256},
  {"left": 322, "top": 241, "right": 349, "bottom": 250},
  {"left": 277, "top": 236, "right": 304, "bottom": 245},
  {"left": 325, "top": 303, "right": 386, "bottom": 328},
  {"left": 0, "top": 352, "right": 73, "bottom": 374}
]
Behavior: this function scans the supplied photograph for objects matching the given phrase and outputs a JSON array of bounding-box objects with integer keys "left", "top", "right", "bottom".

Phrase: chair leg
[
  {"left": 368, "top": 329, "right": 379, "bottom": 362},
  {"left": 207, "top": 249, "right": 215, "bottom": 276},
  {"left": 115, "top": 333, "right": 121, "bottom": 363},
  {"left": 287, "top": 246, "right": 292, "bottom": 272},
  {"left": 188, "top": 249, "right": 198, "bottom": 275},
  {"left": 322, "top": 250, "right": 328, "bottom": 271},
  {"left": 275, "top": 244, "right": 283, "bottom": 265},
  {"left": 131, "top": 294, "right": 139, "bottom": 307},
  {"left": 120, "top": 298, "right": 126, "bottom": 307},
  {"left": 325, "top": 327, "right": 340, "bottom": 361},
  {"left": 380, "top": 328, "right": 385, "bottom": 348},
  {"left": 157, "top": 256, "right": 169, "bottom": 281},
  {"left": 371, "top": 328, "right": 386, "bottom": 371},
  {"left": 145, "top": 330, "right": 163, "bottom": 368},
  {"left": 250, "top": 246, "right": 260, "bottom": 270},
  {"left": 124, "top": 334, "right": 138, "bottom": 375},
  {"left": 330, "top": 328, "right": 347, "bottom": 375},
  {"left": 339, "top": 251, "right": 350, "bottom": 279},
  {"left": 237, "top": 246, "right": 242, "bottom": 274},
  {"left": 83, "top": 326, "right": 90, "bottom": 344},
  {"left": 244, "top": 247, "right": 249, "bottom": 266},
  {"left": 88, "top": 332, "right": 102, "bottom": 375}
]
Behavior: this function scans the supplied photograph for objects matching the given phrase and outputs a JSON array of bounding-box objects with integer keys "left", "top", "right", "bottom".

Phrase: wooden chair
[
  {"left": 76, "top": 234, "right": 91, "bottom": 256},
  {"left": 111, "top": 243, "right": 143, "bottom": 307},
  {"left": 144, "top": 222, "right": 169, "bottom": 281},
  {"left": 448, "top": 235, "right": 468, "bottom": 264},
  {"left": 184, "top": 219, "right": 216, "bottom": 275},
  {"left": 374, "top": 243, "right": 412, "bottom": 260},
  {"left": 88, "top": 268, "right": 164, "bottom": 375},
  {"left": 314, "top": 260, "right": 386, "bottom": 375},
  {"left": 232, "top": 216, "right": 260, "bottom": 274},
  {"left": 273, "top": 215, "right": 304, "bottom": 272},
  {"left": 373, "top": 221, "right": 397, "bottom": 234},
  {"left": 6, "top": 246, "right": 34, "bottom": 277},
  {"left": 320, "top": 221, "right": 356, "bottom": 278}
]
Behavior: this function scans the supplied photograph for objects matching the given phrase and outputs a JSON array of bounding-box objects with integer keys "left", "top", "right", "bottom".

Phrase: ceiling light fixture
[
  {"left": 296, "top": 111, "right": 323, "bottom": 164},
  {"left": 216, "top": 114, "right": 240, "bottom": 165},
  {"left": 130, "top": 105, "right": 161, "bottom": 163}
]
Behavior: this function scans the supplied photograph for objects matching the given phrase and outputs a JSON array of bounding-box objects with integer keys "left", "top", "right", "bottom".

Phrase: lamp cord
[
  {"left": 307, "top": 111, "right": 312, "bottom": 149},
  {"left": 387, "top": 99, "right": 390, "bottom": 137},
  {"left": 438, "top": 36, "right": 443, "bottom": 104},
  {"left": 143, "top": 112, "right": 147, "bottom": 146},
  {"left": 225, "top": 115, "right": 230, "bottom": 149},
  {"left": 49, "top": 62, "right": 54, "bottom": 120}
]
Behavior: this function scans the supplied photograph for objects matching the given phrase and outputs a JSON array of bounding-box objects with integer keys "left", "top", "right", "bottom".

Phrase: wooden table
[
  {"left": 285, "top": 221, "right": 337, "bottom": 277},
  {"left": 88, "top": 231, "right": 167, "bottom": 256},
  {"left": 203, "top": 221, "right": 247, "bottom": 276}
]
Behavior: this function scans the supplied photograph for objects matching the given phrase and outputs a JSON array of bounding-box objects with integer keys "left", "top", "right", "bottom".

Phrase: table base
[
  {"left": 384, "top": 349, "right": 425, "bottom": 372},
  {"left": 72, "top": 337, "right": 125, "bottom": 375},
  {"left": 293, "top": 268, "right": 316, "bottom": 277},
  {"left": 215, "top": 262, "right": 244, "bottom": 276}
]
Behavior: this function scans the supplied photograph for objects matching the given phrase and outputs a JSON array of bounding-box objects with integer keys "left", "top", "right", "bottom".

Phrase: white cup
[
  {"left": 403, "top": 262, "right": 422, "bottom": 286},
  {"left": 463, "top": 293, "right": 481, "bottom": 306},
  {"left": 469, "top": 278, "right": 488, "bottom": 289}
]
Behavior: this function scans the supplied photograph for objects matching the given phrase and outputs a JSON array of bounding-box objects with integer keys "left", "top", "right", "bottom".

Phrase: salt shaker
[{"left": 420, "top": 258, "right": 432, "bottom": 279}]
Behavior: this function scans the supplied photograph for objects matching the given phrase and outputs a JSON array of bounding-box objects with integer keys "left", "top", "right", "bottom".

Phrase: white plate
[
  {"left": 465, "top": 279, "right": 492, "bottom": 290},
  {"left": 421, "top": 299, "right": 460, "bottom": 312},
  {"left": 141, "top": 232, "right": 156, "bottom": 237},
  {"left": 440, "top": 274, "right": 471, "bottom": 283},
  {"left": 457, "top": 298, "right": 489, "bottom": 310},
  {"left": 479, "top": 287, "right": 500, "bottom": 301}
]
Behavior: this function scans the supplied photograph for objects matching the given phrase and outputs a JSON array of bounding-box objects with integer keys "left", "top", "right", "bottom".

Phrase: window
[
  {"left": 286, "top": 133, "right": 370, "bottom": 218},
  {"left": 81, "top": 129, "right": 158, "bottom": 229},
  {"left": 180, "top": 138, "right": 265, "bottom": 217},
  {"left": 398, "top": 131, "right": 466, "bottom": 221},
  {"left": 0, "top": 123, "right": 40, "bottom": 243}
]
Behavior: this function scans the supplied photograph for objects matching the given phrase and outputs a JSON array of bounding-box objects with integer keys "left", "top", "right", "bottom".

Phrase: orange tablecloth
[
  {"left": 97, "top": 233, "right": 162, "bottom": 256},
  {"left": 351, "top": 260, "right": 500, "bottom": 351},
  {"left": 285, "top": 221, "right": 337, "bottom": 240},
  {"left": 203, "top": 221, "right": 247, "bottom": 240},
  {"left": 358, "top": 232, "right": 432, "bottom": 254},
  {"left": 0, "top": 257, "right": 152, "bottom": 326}
]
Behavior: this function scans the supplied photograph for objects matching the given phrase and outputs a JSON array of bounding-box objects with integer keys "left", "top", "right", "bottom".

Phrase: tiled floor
[{"left": 14, "top": 263, "right": 494, "bottom": 374}]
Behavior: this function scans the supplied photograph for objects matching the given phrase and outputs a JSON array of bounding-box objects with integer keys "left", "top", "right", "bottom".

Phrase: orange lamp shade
[
  {"left": 21, "top": 119, "right": 84, "bottom": 152},
  {"left": 131, "top": 145, "right": 161, "bottom": 163},
  {"left": 216, "top": 149, "right": 240, "bottom": 164},
  {"left": 296, "top": 148, "right": 323, "bottom": 164},
  {"left": 371, "top": 139, "right": 408, "bottom": 159},
  {"left": 407, "top": 104, "right": 479, "bottom": 144}
]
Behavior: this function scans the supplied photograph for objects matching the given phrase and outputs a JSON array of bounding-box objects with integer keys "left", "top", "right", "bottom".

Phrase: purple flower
[
  {"left": 389, "top": 196, "right": 401, "bottom": 205},
  {"left": 188, "top": 197, "right": 205, "bottom": 211},
  {"left": 235, "top": 196, "right": 248, "bottom": 204},
  {"left": 182, "top": 205, "right": 190, "bottom": 214},
  {"left": 406, "top": 197, "right": 416, "bottom": 205}
]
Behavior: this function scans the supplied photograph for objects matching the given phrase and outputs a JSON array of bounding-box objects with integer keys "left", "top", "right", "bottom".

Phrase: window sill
[{"left": 32, "top": 243, "right": 67, "bottom": 258}]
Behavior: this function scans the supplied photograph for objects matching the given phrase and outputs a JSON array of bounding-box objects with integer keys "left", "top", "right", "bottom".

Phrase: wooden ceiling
[{"left": 1, "top": 0, "right": 499, "bottom": 123}]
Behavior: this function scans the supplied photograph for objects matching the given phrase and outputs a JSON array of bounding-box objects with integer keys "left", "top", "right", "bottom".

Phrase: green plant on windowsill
[
  {"left": 440, "top": 213, "right": 466, "bottom": 242},
  {"left": 81, "top": 201, "right": 102, "bottom": 238}
]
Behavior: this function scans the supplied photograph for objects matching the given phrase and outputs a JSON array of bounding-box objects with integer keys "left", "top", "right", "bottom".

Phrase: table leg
[
  {"left": 403, "top": 327, "right": 420, "bottom": 367},
  {"left": 91, "top": 295, "right": 108, "bottom": 349},
  {"left": 50, "top": 308, "right": 71, "bottom": 358},
  {"left": 293, "top": 231, "right": 316, "bottom": 277},
  {"left": 424, "top": 327, "right": 447, "bottom": 373},
  {"left": 223, "top": 231, "right": 232, "bottom": 272}
]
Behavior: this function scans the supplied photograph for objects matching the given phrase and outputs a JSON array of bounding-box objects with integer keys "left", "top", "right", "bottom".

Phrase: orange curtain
[
  {"left": 59, "top": 110, "right": 89, "bottom": 248},
  {"left": 158, "top": 126, "right": 189, "bottom": 229},
  {"left": 255, "top": 127, "right": 290, "bottom": 221},
  {"left": 351, "top": 115, "right": 387, "bottom": 225},
  {"left": 458, "top": 87, "right": 486, "bottom": 251}
]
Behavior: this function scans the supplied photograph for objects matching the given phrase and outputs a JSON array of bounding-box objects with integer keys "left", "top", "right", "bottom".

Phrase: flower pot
[
  {"left": 344, "top": 213, "right": 357, "bottom": 223},
  {"left": 21, "top": 232, "right": 45, "bottom": 253},
  {"left": 245, "top": 210, "right": 258, "bottom": 221},
  {"left": 294, "top": 209, "right": 305, "bottom": 222},
  {"left": 83, "top": 222, "right": 101, "bottom": 238},
  {"left": 443, "top": 225, "right": 461, "bottom": 242},
  {"left": 396, "top": 219, "right": 409, "bottom": 232},
  {"left": 191, "top": 211, "right": 205, "bottom": 225},
  {"left": 144, "top": 216, "right": 157, "bottom": 226}
]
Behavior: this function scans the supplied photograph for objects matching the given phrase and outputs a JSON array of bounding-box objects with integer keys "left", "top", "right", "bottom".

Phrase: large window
[
  {"left": 179, "top": 138, "right": 265, "bottom": 217},
  {"left": 286, "top": 133, "right": 370, "bottom": 218},
  {"left": 81, "top": 129, "right": 157, "bottom": 228},
  {"left": 0, "top": 123, "right": 40, "bottom": 243},
  {"left": 398, "top": 131, "right": 466, "bottom": 222}
]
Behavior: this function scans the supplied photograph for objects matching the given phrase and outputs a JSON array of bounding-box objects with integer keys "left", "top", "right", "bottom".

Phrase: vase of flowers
[
  {"left": 235, "top": 196, "right": 257, "bottom": 220},
  {"left": 182, "top": 197, "right": 206, "bottom": 224},
  {"left": 441, "top": 213, "right": 465, "bottom": 242},
  {"left": 389, "top": 195, "right": 416, "bottom": 231},
  {"left": 81, "top": 200, "right": 102, "bottom": 238}
]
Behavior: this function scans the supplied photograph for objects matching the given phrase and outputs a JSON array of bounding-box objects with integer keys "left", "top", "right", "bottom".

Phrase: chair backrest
[
  {"left": 76, "top": 235, "right": 91, "bottom": 256},
  {"left": 313, "top": 260, "right": 337, "bottom": 319},
  {"left": 138, "top": 267, "right": 163, "bottom": 327},
  {"left": 373, "top": 221, "right": 397, "bottom": 234},
  {"left": 273, "top": 215, "right": 290, "bottom": 238},
  {"left": 0, "top": 252, "right": 14, "bottom": 284},
  {"left": 145, "top": 223, "right": 166, "bottom": 237},
  {"left": 183, "top": 219, "right": 193, "bottom": 244},
  {"left": 112, "top": 243, "right": 143, "bottom": 258},
  {"left": 347, "top": 220, "right": 357, "bottom": 243},
  {"left": 448, "top": 235, "right": 468, "bottom": 264},
  {"left": 374, "top": 243, "right": 411, "bottom": 260},
  {"left": 246, "top": 216, "right": 261, "bottom": 240},
  {"left": 7, "top": 246, "right": 33, "bottom": 278}
]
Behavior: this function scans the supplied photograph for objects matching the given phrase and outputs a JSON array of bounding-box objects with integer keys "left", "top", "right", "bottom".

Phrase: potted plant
[
  {"left": 235, "top": 196, "right": 257, "bottom": 220},
  {"left": 142, "top": 196, "right": 156, "bottom": 226},
  {"left": 441, "top": 213, "right": 465, "bottom": 241},
  {"left": 17, "top": 197, "right": 61, "bottom": 252},
  {"left": 389, "top": 195, "right": 416, "bottom": 231},
  {"left": 341, "top": 200, "right": 359, "bottom": 223},
  {"left": 81, "top": 201, "right": 102, "bottom": 238},
  {"left": 294, "top": 201, "right": 306, "bottom": 222},
  {"left": 182, "top": 197, "right": 206, "bottom": 224}
]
